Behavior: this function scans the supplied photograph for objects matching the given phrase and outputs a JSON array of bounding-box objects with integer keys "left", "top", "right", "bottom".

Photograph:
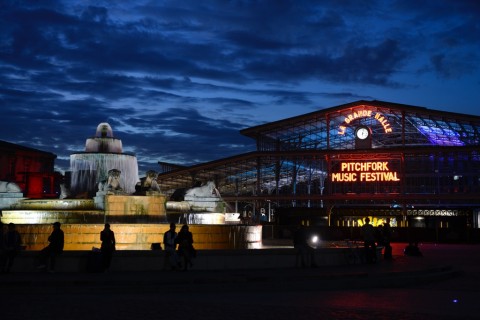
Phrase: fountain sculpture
[
  {"left": 70, "top": 123, "right": 139, "bottom": 196},
  {"left": 1, "top": 123, "right": 261, "bottom": 251}
]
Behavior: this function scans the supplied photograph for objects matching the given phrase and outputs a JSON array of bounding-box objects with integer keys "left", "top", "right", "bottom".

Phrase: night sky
[{"left": 1, "top": 0, "right": 479, "bottom": 176}]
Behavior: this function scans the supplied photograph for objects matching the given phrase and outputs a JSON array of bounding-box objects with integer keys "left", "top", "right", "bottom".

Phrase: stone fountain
[
  {"left": 0, "top": 123, "right": 261, "bottom": 250},
  {"left": 70, "top": 123, "right": 139, "bottom": 196}
]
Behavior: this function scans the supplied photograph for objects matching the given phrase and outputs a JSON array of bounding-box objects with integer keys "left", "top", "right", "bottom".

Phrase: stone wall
[
  {"left": 0, "top": 192, "right": 24, "bottom": 210},
  {"left": 12, "top": 224, "right": 263, "bottom": 251},
  {"left": 104, "top": 194, "right": 167, "bottom": 220}
]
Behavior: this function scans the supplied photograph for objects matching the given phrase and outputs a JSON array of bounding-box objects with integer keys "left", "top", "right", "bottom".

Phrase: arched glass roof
[
  {"left": 241, "top": 100, "right": 480, "bottom": 151},
  {"left": 157, "top": 100, "right": 480, "bottom": 201}
]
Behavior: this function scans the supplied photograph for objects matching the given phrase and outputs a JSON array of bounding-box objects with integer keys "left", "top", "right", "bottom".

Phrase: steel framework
[{"left": 156, "top": 100, "right": 480, "bottom": 225}]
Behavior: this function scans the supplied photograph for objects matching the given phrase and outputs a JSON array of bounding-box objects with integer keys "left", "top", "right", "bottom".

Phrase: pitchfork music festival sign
[{"left": 331, "top": 161, "right": 400, "bottom": 182}]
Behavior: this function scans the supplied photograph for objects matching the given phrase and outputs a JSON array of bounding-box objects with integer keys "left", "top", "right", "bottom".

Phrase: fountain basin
[
  {"left": 3, "top": 195, "right": 168, "bottom": 224},
  {"left": 11, "top": 199, "right": 95, "bottom": 210},
  {"left": 1, "top": 210, "right": 105, "bottom": 224}
]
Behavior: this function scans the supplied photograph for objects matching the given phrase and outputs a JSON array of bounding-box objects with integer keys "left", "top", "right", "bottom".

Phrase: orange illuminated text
[
  {"left": 337, "top": 107, "right": 392, "bottom": 134},
  {"left": 331, "top": 161, "right": 400, "bottom": 182}
]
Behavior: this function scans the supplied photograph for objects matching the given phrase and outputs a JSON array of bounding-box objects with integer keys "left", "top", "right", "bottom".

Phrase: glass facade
[{"left": 156, "top": 100, "right": 480, "bottom": 229}]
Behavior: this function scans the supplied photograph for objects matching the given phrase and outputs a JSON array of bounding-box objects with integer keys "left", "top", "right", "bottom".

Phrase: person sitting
[
  {"left": 36, "top": 222, "right": 64, "bottom": 272},
  {"left": 404, "top": 242, "right": 423, "bottom": 256}
]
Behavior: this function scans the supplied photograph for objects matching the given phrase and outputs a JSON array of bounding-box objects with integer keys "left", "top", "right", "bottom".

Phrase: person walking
[
  {"left": 362, "top": 218, "right": 377, "bottom": 264},
  {"left": 37, "top": 222, "right": 64, "bottom": 272},
  {"left": 100, "top": 223, "right": 116, "bottom": 272},
  {"left": 293, "top": 225, "right": 317, "bottom": 268},
  {"left": 2, "top": 223, "right": 22, "bottom": 273},
  {"left": 176, "top": 224, "right": 195, "bottom": 271},
  {"left": 163, "top": 222, "right": 179, "bottom": 270}
]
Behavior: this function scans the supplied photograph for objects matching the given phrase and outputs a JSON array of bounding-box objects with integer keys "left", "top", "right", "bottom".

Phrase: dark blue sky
[{"left": 1, "top": 0, "right": 479, "bottom": 176}]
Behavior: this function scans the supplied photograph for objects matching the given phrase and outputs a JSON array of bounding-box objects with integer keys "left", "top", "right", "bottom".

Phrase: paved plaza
[{"left": 1, "top": 243, "right": 479, "bottom": 319}]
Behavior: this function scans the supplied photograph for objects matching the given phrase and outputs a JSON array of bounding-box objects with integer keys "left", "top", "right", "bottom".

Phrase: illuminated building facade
[
  {"left": 0, "top": 140, "right": 60, "bottom": 198},
  {"left": 156, "top": 101, "right": 480, "bottom": 235}
]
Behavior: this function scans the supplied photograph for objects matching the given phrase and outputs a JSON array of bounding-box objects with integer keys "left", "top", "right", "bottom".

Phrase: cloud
[{"left": 0, "top": 0, "right": 479, "bottom": 177}]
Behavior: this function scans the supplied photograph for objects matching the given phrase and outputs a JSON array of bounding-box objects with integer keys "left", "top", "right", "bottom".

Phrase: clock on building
[
  {"left": 355, "top": 126, "right": 372, "bottom": 149},
  {"left": 355, "top": 126, "right": 370, "bottom": 140}
]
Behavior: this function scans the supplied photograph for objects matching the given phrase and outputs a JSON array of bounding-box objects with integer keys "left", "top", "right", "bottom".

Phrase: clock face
[{"left": 356, "top": 127, "right": 369, "bottom": 140}]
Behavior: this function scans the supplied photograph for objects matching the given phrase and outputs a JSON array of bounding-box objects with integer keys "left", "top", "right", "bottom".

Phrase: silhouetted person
[
  {"left": 404, "top": 242, "right": 423, "bottom": 256},
  {"left": 2, "top": 223, "right": 21, "bottom": 273},
  {"left": 382, "top": 218, "right": 393, "bottom": 260},
  {"left": 375, "top": 225, "right": 384, "bottom": 246},
  {"left": 176, "top": 224, "right": 195, "bottom": 271},
  {"left": 100, "top": 223, "right": 116, "bottom": 272},
  {"left": 239, "top": 211, "right": 247, "bottom": 225},
  {"left": 37, "top": 222, "right": 64, "bottom": 272},
  {"left": 0, "top": 221, "right": 4, "bottom": 271},
  {"left": 362, "top": 218, "right": 377, "bottom": 263},
  {"left": 293, "top": 226, "right": 317, "bottom": 268},
  {"left": 246, "top": 211, "right": 253, "bottom": 225},
  {"left": 163, "top": 222, "right": 179, "bottom": 270}
]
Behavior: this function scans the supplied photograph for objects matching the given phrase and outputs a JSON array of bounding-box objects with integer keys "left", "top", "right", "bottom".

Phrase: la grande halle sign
[
  {"left": 331, "top": 161, "right": 400, "bottom": 182},
  {"left": 338, "top": 109, "right": 392, "bottom": 135}
]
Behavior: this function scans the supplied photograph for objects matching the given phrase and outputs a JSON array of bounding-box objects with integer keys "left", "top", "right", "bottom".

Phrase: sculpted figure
[
  {"left": 106, "top": 169, "right": 122, "bottom": 191},
  {"left": 59, "top": 183, "right": 71, "bottom": 199},
  {"left": 0, "top": 181, "right": 21, "bottom": 193},
  {"left": 98, "top": 169, "right": 123, "bottom": 193},
  {"left": 185, "top": 181, "right": 220, "bottom": 198},
  {"left": 144, "top": 170, "right": 161, "bottom": 192},
  {"left": 135, "top": 170, "right": 161, "bottom": 194}
]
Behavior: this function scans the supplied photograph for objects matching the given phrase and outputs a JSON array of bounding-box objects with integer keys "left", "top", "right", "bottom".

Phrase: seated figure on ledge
[{"left": 135, "top": 170, "right": 161, "bottom": 195}]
